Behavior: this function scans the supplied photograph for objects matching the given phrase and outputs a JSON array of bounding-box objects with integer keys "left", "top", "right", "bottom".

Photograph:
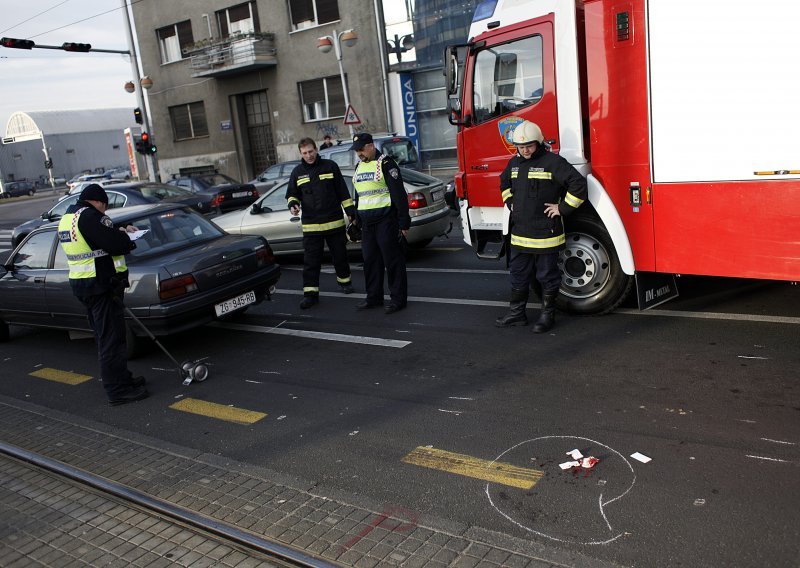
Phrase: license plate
[
  {"left": 430, "top": 189, "right": 444, "bottom": 202},
  {"left": 232, "top": 191, "right": 251, "bottom": 198},
  {"left": 215, "top": 290, "right": 256, "bottom": 316}
]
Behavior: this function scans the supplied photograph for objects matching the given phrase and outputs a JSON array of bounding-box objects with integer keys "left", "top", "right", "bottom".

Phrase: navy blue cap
[{"left": 350, "top": 133, "right": 373, "bottom": 150}]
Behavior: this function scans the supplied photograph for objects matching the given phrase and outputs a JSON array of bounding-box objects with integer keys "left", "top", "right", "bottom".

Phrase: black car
[
  {"left": 167, "top": 173, "right": 259, "bottom": 214},
  {"left": 1, "top": 180, "right": 36, "bottom": 198},
  {"left": 11, "top": 183, "right": 203, "bottom": 248},
  {"left": 0, "top": 203, "right": 281, "bottom": 355}
]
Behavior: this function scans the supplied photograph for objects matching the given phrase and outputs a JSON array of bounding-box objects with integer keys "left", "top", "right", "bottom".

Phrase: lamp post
[
  {"left": 121, "top": 0, "right": 158, "bottom": 181},
  {"left": 317, "top": 29, "right": 358, "bottom": 138},
  {"left": 387, "top": 33, "right": 414, "bottom": 64}
]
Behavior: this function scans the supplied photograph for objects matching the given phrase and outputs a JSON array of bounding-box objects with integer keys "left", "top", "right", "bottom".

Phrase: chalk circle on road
[{"left": 485, "top": 435, "right": 636, "bottom": 545}]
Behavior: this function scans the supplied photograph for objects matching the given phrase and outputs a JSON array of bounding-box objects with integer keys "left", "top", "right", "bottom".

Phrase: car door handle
[{"left": 34, "top": 277, "right": 45, "bottom": 283}]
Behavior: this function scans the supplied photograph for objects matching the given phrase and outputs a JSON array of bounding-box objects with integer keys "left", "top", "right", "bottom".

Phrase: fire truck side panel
[
  {"left": 584, "top": 0, "right": 656, "bottom": 272},
  {"left": 646, "top": 0, "right": 800, "bottom": 281}
]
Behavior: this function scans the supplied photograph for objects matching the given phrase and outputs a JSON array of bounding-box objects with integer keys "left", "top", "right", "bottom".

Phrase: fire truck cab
[{"left": 446, "top": 0, "right": 800, "bottom": 314}]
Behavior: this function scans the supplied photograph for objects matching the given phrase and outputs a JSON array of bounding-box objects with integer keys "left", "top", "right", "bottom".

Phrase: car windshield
[
  {"left": 137, "top": 184, "right": 193, "bottom": 200},
  {"left": 200, "top": 174, "right": 237, "bottom": 186},
  {"left": 126, "top": 208, "right": 223, "bottom": 258},
  {"left": 381, "top": 140, "right": 419, "bottom": 167}
]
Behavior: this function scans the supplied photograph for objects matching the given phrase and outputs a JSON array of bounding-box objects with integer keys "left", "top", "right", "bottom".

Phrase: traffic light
[
  {"left": 1, "top": 37, "right": 35, "bottom": 49},
  {"left": 136, "top": 132, "right": 157, "bottom": 155},
  {"left": 44, "top": 159, "right": 53, "bottom": 169},
  {"left": 133, "top": 107, "right": 143, "bottom": 124},
  {"left": 61, "top": 42, "right": 91, "bottom": 52}
]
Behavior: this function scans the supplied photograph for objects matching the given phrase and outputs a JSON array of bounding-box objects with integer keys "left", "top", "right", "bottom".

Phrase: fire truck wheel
[{"left": 557, "top": 216, "right": 633, "bottom": 315}]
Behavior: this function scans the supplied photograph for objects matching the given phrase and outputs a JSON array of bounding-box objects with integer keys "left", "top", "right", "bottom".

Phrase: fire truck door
[{"left": 462, "top": 20, "right": 558, "bottom": 207}]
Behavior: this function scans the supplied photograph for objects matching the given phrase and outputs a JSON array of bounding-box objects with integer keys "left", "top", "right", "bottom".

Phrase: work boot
[
  {"left": 299, "top": 295, "right": 319, "bottom": 309},
  {"left": 533, "top": 290, "right": 558, "bottom": 333},
  {"left": 495, "top": 288, "right": 529, "bottom": 327},
  {"left": 108, "top": 385, "right": 149, "bottom": 406},
  {"left": 339, "top": 283, "right": 355, "bottom": 294}
]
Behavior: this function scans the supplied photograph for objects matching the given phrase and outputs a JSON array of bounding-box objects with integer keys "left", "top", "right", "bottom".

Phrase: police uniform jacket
[
  {"left": 353, "top": 153, "right": 411, "bottom": 230},
  {"left": 60, "top": 201, "right": 135, "bottom": 297},
  {"left": 285, "top": 156, "right": 355, "bottom": 234},
  {"left": 500, "top": 145, "right": 587, "bottom": 254}
]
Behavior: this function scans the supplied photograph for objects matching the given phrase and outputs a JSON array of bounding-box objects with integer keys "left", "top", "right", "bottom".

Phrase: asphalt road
[{"left": 1, "top": 198, "right": 798, "bottom": 567}]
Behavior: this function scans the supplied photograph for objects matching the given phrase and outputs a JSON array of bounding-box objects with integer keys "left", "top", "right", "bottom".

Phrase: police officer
[
  {"left": 496, "top": 121, "right": 587, "bottom": 332},
  {"left": 286, "top": 137, "right": 356, "bottom": 309},
  {"left": 57, "top": 184, "right": 147, "bottom": 405},
  {"left": 350, "top": 133, "right": 410, "bottom": 314}
]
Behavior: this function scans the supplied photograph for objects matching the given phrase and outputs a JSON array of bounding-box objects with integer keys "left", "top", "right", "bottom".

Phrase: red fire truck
[{"left": 445, "top": 0, "right": 799, "bottom": 314}]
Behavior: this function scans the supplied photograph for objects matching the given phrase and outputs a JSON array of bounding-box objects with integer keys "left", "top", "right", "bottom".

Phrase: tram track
[{"left": 0, "top": 441, "right": 336, "bottom": 567}]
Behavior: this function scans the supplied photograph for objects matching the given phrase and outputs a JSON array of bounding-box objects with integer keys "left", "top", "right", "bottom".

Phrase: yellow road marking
[
  {"left": 402, "top": 446, "right": 543, "bottom": 489},
  {"left": 169, "top": 398, "right": 266, "bottom": 425},
  {"left": 29, "top": 368, "right": 93, "bottom": 386}
]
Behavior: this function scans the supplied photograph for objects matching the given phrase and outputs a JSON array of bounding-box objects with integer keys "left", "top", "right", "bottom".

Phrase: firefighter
[
  {"left": 286, "top": 137, "right": 356, "bottom": 309},
  {"left": 496, "top": 120, "right": 587, "bottom": 332},
  {"left": 57, "top": 184, "right": 147, "bottom": 405},
  {"left": 350, "top": 133, "right": 411, "bottom": 314}
]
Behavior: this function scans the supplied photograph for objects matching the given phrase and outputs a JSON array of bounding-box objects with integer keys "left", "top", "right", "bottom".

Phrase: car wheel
[
  {"left": 0, "top": 319, "right": 9, "bottom": 342},
  {"left": 125, "top": 323, "right": 151, "bottom": 359},
  {"left": 556, "top": 215, "right": 633, "bottom": 315},
  {"left": 408, "top": 237, "right": 433, "bottom": 249},
  {"left": 27, "top": 189, "right": 34, "bottom": 196}
]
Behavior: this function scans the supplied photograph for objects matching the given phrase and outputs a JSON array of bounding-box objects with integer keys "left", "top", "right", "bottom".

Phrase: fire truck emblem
[{"left": 498, "top": 116, "right": 524, "bottom": 155}]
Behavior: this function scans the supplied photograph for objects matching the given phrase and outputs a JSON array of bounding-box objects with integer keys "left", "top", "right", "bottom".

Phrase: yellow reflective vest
[{"left": 58, "top": 207, "right": 127, "bottom": 281}]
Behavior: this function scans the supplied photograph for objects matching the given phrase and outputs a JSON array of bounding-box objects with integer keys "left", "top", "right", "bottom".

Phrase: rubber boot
[
  {"left": 299, "top": 295, "right": 319, "bottom": 309},
  {"left": 495, "top": 288, "right": 529, "bottom": 327},
  {"left": 533, "top": 290, "right": 557, "bottom": 333}
]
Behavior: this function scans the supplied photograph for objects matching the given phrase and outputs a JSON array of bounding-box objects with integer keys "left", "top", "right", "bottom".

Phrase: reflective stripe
[
  {"left": 297, "top": 177, "right": 311, "bottom": 186},
  {"left": 302, "top": 218, "right": 346, "bottom": 232},
  {"left": 341, "top": 198, "right": 354, "bottom": 208},
  {"left": 511, "top": 233, "right": 566, "bottom": 249},
  {"left": 65, "top": 249, "right": 108, "bottom": 261},
  {"left": 501, "top": 188, "right": 512, "bottom": 202},
  {"left": 67, "top": 263, "right": 97, "bottom": 274},
  {"left": 319, "top": 173, "right": 334, "bottom": 180},
  {"left": 336, "top": 275, "right": 351, "bottom": 284},
  {"left": 303, "top": 286, "right": 319, "bottom": 293},
  {"left": 113, "top": 257, "right": 126, "bottom": 271},
  {"left": 528, "top": 171, "right": 553, "bottom": 179},
  {"left": 358, "top": 195, "right": 392, "bottom": 210},
  {"left": 564, "top": 192, "right": 584, "bottom": 208},
  {"left": 287, "top": 196, "right": 300, "bottom": 206},
  {"left": 511, "top": 171, "right": 518, "bottom": 179}
]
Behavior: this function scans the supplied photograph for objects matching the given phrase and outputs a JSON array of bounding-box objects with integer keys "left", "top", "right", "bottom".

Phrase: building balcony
[{"left": 187, "top": 33, "right": 277, "bottom": 78}]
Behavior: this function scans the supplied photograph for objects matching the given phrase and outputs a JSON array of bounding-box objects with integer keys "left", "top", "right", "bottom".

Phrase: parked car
[
  {"left": 167, "top": 173, "right": 259, "bottom": 214},
  {"left": 0, "top": 180, "right": 36, "bottom": 198},
  {"left": 67, "top": 174, "right": 107, "bottom": 191},
  {"left": 213, "top": 167, "right": 452, "bottom": 254},
  {"left": 318, "top": 135, "right": 421, "bottom": 171},
  {"left": 248, "top": 160, "right": 301, "bottom": 194},
  {"left": 66, "top": 178, "right": 129, "bottom": 196},
  {"left": 11, "top": 182, "right": 203, "bottom": 247},
  {"left": 103, "top": 167, "right": 131, "bottom": 180},
  {"left": 0, "top": 203, "right": 281, "bottom": 355}
]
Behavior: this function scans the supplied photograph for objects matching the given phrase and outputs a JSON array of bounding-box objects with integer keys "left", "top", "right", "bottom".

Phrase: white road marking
[
  {"left": 438, "top": 409, "right": 463, "bottom": 415},
  {"left": 210, "top": 321, "right": 411, "bottom": 348},
  {"left": 760, "top": 438, "right": 796, "bottom": 445},
  {"left": 738, "top": 355, "right": 769, "bottom": 360},
  {"left": 746, "top": 455, "right": 790, "bottom": 463}
]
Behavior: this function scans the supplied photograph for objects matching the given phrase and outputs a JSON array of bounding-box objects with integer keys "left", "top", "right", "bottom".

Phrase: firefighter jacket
[
  {"left": 352, "top": 153, "right": 411, "bottom": 230},
  {"left": 57, "top": 202, "right": 135, "bottom": 297},
  {"left": 500, "top": 145, "right": 587, "bottom": 254},
  {"left": 285, "top": 157, "right": 355, "bottom": 234}
]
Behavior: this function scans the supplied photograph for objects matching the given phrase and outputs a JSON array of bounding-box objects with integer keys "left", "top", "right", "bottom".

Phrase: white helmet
[{"left": 511, "top": 120, "right": 544, "bottom": 146}]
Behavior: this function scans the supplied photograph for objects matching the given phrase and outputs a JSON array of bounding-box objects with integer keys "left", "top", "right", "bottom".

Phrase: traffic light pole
[{"left": 120, "top": 0, "right": 158, "bottom": 182}]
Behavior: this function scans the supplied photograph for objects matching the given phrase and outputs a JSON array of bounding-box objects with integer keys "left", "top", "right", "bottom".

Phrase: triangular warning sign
[{"left": 343, "top": 104, "right": 361, "bottom": 125}]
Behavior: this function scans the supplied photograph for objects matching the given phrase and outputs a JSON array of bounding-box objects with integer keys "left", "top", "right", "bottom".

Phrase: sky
[
  {"left": 0, "top": 1, "right": 143, "bottom": 133},
  {"left": 0, "top": 1, "right": 415, "bottom": 135}
]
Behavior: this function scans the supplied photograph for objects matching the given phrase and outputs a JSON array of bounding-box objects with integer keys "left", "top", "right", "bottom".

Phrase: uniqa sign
[{"left": 399, "top": 72, "right": 419, "bottom": 153}]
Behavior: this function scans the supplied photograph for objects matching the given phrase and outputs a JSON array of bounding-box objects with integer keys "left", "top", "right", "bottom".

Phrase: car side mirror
[{"left": 250, "top": 203, "right": 262, "bottom": 214}]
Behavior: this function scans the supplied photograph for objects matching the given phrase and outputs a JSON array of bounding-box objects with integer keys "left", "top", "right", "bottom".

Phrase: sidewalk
[{"left": 0, "top": 396, "right": 621, "bottom": 568}]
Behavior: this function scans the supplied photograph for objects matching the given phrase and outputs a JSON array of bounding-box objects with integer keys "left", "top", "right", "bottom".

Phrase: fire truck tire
[{"left": 556, "top": 216, "right": 633, "bottom": 315}]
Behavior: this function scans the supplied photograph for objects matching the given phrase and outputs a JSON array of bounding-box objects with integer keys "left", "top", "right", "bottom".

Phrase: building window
[
  {"left": 298, "top": 76, "right": 345, "bottom": 121},
  {"left": 289, "top": 0, "right": 339, "bottom": 31},
  {"left": 217, "top": 2, "right": 260, "bottom": 37},
  {"left": 157, "top": 21, "right": 193, "bottom": 64},
  {"left": 169, "top": 102, "right": 210, "bottom": 140}
]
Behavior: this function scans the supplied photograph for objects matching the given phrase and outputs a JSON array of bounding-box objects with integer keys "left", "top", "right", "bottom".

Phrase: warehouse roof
[{"left": 4, "top": 108, "right": 135, "bottom": 140}]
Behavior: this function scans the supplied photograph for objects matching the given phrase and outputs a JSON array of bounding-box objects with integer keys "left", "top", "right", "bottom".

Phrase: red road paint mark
[{"left": 341, "top": 505, "right": 418, "bottom": 551}]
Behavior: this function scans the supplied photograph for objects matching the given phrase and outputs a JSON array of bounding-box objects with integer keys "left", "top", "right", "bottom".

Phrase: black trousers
[
  {"left": 79, "top": 288, "right": 134, "bottom": 399},
  {"left": 361, "top": 216, "right": 407, "bottom": 306},
  {"left": 302, "top": 230, "right": 351, "bottom": 295},
  {"left": 508, "top": 250, "right": 562, "bottom": 292}
]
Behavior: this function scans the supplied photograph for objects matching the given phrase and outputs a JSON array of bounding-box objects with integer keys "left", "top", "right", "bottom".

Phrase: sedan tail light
[
  {"left": 210, "top": 194, "right": 225, "bottom": 208},
  {"left": 407, "top": 192, "right": 428, "bottom": 210},
  {"left": 159, "top": 274, "right": 198, "bottom": 300},
  {"left": 255, "top": 243, "right": 275, "bottom": 267}
]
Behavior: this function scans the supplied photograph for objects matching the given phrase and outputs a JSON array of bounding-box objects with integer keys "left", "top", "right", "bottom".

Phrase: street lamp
[
  {"left": 387, "top": 33, "right": 414, "bottom": 64},
  {"left": 317, "top": 29, "right": 358, "bottom": 137}
]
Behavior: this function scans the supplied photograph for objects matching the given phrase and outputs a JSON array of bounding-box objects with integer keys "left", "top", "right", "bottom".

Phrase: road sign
[{"left": 343, "top": 104, "right": 361, "bottom": 125}]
